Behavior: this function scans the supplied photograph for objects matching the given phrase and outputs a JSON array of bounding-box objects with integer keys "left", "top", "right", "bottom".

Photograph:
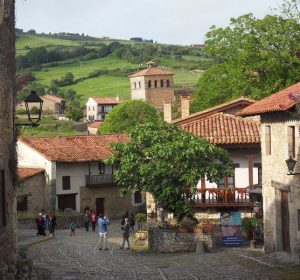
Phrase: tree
[
  {"left": 192, "top": 13, "right": 300, "bottom": 112},
  {"left": 99, "top": 100, "right": 159, "bottom": 134},
  {"left": 107, "top": 121, "right": 232, "bottom": 218}
]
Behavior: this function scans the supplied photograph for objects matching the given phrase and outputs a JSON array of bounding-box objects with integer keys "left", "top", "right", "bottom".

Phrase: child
[
  {"left": 69, "top": 221, "right": 76, "bottom": 236},
  {"left": 120, "top": 218, "right": 130, "bottom": 249}
]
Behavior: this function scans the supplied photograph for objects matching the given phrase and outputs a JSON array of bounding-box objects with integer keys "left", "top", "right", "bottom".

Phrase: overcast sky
[{"left": 16, "top": 0, "right": 282, "bottom": 45}]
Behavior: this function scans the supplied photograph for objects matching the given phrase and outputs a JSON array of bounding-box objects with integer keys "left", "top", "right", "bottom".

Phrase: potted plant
[{"left": 135, "top": 212, "right": 147, "bottom": 231}]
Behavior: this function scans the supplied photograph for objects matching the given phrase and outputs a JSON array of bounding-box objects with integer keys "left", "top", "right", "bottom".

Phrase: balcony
[
  {"left": 187, "top": 188, "right": 254, "bottom": 208},
  {"left": 85, "top": 174, "right": 115, "bottom": 187}
]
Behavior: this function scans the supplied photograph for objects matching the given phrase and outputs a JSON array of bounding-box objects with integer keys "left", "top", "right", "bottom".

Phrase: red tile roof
[
  {"left": 180, "top": 113, "right": 260, "bottom": 145},
  {"left": 128, "top": 68, "right": 174, "bottom": 78},
  {"left": 19, "top": 134, "right": 129, "bottom": 163},
  {"left": 18, "top": 168, "right": 45, "bottom": 180},
  {"left": 88, "top": 121, "right": 103, "bottom": 129},
  {"left": 173, "top": 96, "right": 255, "bottom": 125},
  {"left": 239, "top": 82, "right": 300, "bottom": 116},
  {"left": 92, "top": 97, "right": 120, "bottom": 105},
  {"left": 42, "top": 94, "right": 65, "bottom": 103}
]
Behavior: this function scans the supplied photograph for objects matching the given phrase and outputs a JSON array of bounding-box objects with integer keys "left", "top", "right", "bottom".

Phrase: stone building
[
  {"left": 128, "top": 67, "right": 174, "bottom": 109},
  {"left": 17, "top": 168, "right": 46, "bottom": 211},
  {"left": 0, "top": 0, "right": 17, "bottom": 277},
  {"left": 86, "top": 97, "right": 120, "bottom": 122},
  {"left": 17, "top": 135, "right": 145, "bottom": 218},
  {"left": 239, "top": 82, "right": 300, "bottom": 262}
]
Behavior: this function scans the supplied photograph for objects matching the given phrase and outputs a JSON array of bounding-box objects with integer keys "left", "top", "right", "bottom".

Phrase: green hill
[{"left": 16, "top": 31, "right": 212, "bottom": 105}]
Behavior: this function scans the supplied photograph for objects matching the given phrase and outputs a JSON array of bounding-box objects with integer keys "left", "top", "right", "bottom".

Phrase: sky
[{"left": 16, "top": 0, "right": 282, "bottom": 45}]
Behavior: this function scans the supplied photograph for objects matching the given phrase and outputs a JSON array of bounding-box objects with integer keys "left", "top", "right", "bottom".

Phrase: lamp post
[
  {"left": 16, "top": 91, "right": 43, "bottom": 126},
  {"left": 285, "top": 156, "right": 300, "bottom": 175}
]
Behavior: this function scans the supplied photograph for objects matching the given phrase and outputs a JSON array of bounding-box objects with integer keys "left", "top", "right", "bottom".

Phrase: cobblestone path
[{"left": 27, "top": 223, "right": 300, "bottom": 280}]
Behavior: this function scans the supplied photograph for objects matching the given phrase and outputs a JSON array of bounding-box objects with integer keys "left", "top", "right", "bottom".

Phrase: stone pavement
[{"left": 17, "top": 220, "right": 300, "bottom": 280}]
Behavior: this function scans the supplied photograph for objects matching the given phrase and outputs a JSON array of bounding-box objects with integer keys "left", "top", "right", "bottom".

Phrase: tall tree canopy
[
  {"left": 99, "top": 100, "right": 159, "bottom": 134},
  {"left": 192, "top": 13, "right": 300, "bottom": 112},
  {"left": 107, "top": 121, "right": 232, "bottom": 218}
]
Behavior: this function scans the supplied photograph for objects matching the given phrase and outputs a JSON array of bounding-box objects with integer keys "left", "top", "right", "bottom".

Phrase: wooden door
[
  {"left": 281, "top": 191, "right": 290, "bottom": 252},
  {"left": 96, "top": 198, "right": 104, "bottom": 216},
  {"left": 58, "top": 194, "right": 76, "bottom": 210}
]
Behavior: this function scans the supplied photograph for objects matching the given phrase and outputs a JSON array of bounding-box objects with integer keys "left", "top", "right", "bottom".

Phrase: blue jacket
[{"left": 98, "top": 217, "right": 110, "bottom": 233}]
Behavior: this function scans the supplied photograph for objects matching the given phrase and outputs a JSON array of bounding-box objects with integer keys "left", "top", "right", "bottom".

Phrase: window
[
  {"left": 148, "top": 80, "right": 152, "bottom": 88},
  {"left": 254, "top": 163, "right": 262, "bottom": 185},
  {"left": 0, "top": 170, "right": 6, "bottom": 228},
  {"left": 154, "top": 80, "right": 157, "bottom": 88},
  {"left": 265, "top": 125, "right": 271, "bottom": 155},
  {"left": 17, "top": 196, "right": 28, "bottom": 211},
  {"left": 166, "top": 80, "right": 170, "bottom": 87},
  {"left": 288, "top": 126, "right": 295, "bottom": 158},
  {"left": 134, "top": 191, "right": 142, "bottom": 204},
  {"left": 98, "top": 162, "right": 105, "bottom": 174},
  {"left": 88, "top": 115, "right": 94, "bottom": 122},
  {"left": 160, "top": 80, "right": 164, "bottom": 87},
  {"left": 139, "top": 81, "right": 141, "bottom": 88},
  {"left": 134, "top": 82, "right": 136, "bottom": 89},
  {"left": 62, "top": 176, "right": 71, "bottom": 190},
  {"left": 218, "top": 164, "right": 239, "bottom": 188}
]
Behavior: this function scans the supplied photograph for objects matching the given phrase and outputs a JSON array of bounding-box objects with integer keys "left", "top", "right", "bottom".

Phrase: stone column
[
  {"left": 163, "top": 99, "right": 172, "bottom": 123},
  {"left": 180, "top": 94, "right": 190, "bottom": 119}
]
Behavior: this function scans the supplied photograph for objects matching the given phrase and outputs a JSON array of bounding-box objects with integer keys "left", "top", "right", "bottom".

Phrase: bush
[{"left": 135, "top": 212, "right": 147, "bottom": 224}]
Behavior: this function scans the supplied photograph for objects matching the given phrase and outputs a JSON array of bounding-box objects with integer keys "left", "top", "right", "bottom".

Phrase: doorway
[
  {"left": 281, "top": 191, "right": 290, "bottom": 252},
  {"left": 96, "top": 198, "right": 104, "bottom": 216}
]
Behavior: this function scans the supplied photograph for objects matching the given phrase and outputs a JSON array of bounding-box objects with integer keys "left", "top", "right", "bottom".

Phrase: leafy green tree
[
  {"left": 99, "top": 100, "right": 159, "bottom": 134},
  {"left": 107, "top": 121, "right": 232, "bottom": 218},
  {"left": 192, "top": 13, "right": 300, "bottom": 112},
  {"left": 65, "top": 107, "right": 83, "bottom": 122}
]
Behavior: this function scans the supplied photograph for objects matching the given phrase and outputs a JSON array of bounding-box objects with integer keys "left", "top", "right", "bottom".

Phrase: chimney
[
  {"left": 163, "top": 99, "right": 172, "bottom": 123},
  {"left": 180, "top": 94, "right": 190, "bottom": 119}
]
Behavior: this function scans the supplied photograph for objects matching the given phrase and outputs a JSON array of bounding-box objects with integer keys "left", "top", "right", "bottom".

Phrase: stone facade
[
  {"left": 260, "top": 112, "right": 300, "bottom": 262},
  {"left": 130, "top": 74, "right": 174, "bottom": 109}
]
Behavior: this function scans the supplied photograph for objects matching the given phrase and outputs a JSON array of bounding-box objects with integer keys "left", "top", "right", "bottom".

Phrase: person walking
[
  {"left": 83, "top": 210, "right": 90, "bottom": 232},
  {"left": 120, "top": 218, "right": 130, "bottom": 249},
  {"left": 35, "top": 213, "right": 44, "bottom": 236},
  {"left": 91, "top": 211, "right": 97, "bottom": 232},
  {"left": 128, "top": 213, "right": 135, "bottom": 232},
  {"left": 69, "top": 221, "right": 76, "bottom": 236},
  {"left": 48, "top": 211, "right": 56, "bottom": 237},
  {"left": 121, "top": 211, "right": 129, "bottom": 226},
  {"left": 98, "top": 214, "right": 110, "bottom": 250},
  {"left": 41, "top": 210, "right": 48, "bottom": 235}
]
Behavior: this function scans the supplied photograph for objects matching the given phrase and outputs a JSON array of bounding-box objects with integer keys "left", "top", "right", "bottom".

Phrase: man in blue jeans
[{"left": 98, "top": 213, "right": 110, "bottom": 250}]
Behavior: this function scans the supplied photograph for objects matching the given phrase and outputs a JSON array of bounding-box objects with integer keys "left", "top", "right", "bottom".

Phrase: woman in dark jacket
[{"left": 48, "top": 211, "right": 57, "bottom": 237}]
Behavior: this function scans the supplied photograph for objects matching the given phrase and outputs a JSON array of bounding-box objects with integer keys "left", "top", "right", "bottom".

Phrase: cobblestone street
[{"left": 23, "top": 221, "right": 300, "bottom": 280}]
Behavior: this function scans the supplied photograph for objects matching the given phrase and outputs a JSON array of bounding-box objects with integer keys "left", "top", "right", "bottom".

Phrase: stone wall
[
  {"left": 148, "top": 227, "right": 220, "bottom": 253},
  {"left": 18, "top": 215, "right": 84, "bottom": 230}
]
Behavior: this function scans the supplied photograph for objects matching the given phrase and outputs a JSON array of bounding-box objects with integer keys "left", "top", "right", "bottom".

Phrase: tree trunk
[{"left": 0, "top": 0, "right": 17, "bottom": 277}]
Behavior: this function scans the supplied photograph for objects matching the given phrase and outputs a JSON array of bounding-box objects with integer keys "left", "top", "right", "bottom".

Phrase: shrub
[{"left": 135, "top": 212, "right": 147, "bottom": 224}]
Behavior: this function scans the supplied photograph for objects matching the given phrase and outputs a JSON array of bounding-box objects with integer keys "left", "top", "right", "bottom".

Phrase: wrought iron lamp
[
  {"left": 16, "top": 91, "right": 43, "bottom": 126},
  {"left": 286, "top": 156, "right": 300, "bottom": 175}
]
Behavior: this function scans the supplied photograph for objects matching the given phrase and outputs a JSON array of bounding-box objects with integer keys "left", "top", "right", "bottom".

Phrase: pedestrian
[
  {"left": 35, "top": 213, "right": 44, "bottom": 236},
  {"left": 128, "top": 213, "right": 135, "bottom": 232},
  {"left": 83, "top": 210, "right": 90, "bottom": 232},
  {"left": 41, "top": 210, "right": 48, "bottom": 235},
  {"left": 91, "top": 211, "right": 97, "bottom": 232},
  {"left": 120, "top": 218, "right": 130, "bottom": 249},
  {"left": 98, "top": 213, "right": 110, "bottom": 250},
  {"left": 69, "top": 221, "right": 76, "bottom": 236},
  {"left": 48, "top": 211, "right": 57, "bottom": 237},
  {"left": 121, "top": 211, "right": 129, "bottom": 226}
]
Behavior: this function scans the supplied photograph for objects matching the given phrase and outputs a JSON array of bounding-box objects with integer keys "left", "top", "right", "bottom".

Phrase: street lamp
[
  {"left": 17, "top": 91, "right": 44, "bottom": 126},
  {"left": 285, "top": 156, "right": 300, "bottom": 175}
]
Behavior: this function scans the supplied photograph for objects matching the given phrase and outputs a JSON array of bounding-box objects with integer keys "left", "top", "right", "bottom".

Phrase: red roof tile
[
  {"left": 173, "top": 96, "right": 256, "bottom": 125},
  {"left": 238, "top": 82, "right": 300, "bottom": 116},
  {"left": 42, "top": 94, "right": 65, "bottom": 103},
  {"left": 18, "top": 168, "right": 45, "bottom": 180},
  {"left": 92, "top": 97, "right": 120, "bottom": 104},
  {"left": 128, "top": 68, "right": 174, "bottom": 78},
  {"left": 88, "top": 121, "right": 103, "bottom": 129},
  {"left": 19, "top": 134, "right": 129, "bottom": 163},
  {"left": 180, "top": 113, "right": 260, "bottom": 145}
]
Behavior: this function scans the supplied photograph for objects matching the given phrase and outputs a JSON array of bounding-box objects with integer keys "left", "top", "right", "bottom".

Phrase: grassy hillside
[{"left": 16, "top": 31, "right": 210, "bottom": 105}]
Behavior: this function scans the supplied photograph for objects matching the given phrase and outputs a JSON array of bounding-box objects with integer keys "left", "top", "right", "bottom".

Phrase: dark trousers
[
  {"left": 49, "top": 224, "right": 55, "bottom": 235},
  {"left": 84, "top": 221, "right": 89, "bottom": 231},
  {"left": 92, "top": 221, "right": 96, "bottom": 231}
]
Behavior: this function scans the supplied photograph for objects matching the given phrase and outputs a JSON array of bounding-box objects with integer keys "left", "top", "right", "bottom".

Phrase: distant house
[
  {"left": 86, "top": 97, "right": 120, "bottom": 122},
  {"left": 168, "top": 97, "right": 262, "bottom": 215},
  {"left": 41, "top": 94, "right": 66, "bottom": 114},
  {"left": 239, "top": 82, "right": 300, "bottom": 261},
  {"left": 17, "top": 135, "right": 145, "bottom": 218},
  {"left": 128, "top": 67, "right": 174, "bottom": 109},
  {"left": 17, "top": 168, "right": 46, "bottom": 211}
]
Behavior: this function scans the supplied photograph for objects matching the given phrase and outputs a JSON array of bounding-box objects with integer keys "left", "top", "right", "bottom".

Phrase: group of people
[
  {"left": 36, "top": 209, "right": 136, "bottom": 251},
  {"left": 35, "top": 210, "right": 57, "bottom": 237}
]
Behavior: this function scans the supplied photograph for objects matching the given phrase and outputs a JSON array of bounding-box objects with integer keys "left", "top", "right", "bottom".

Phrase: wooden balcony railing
[
  {"left": 85, "top": 174, "right": 114, "bottom": 186},
  {"left": 187, "top": 187, "right": 254, "bottom": 208}
]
